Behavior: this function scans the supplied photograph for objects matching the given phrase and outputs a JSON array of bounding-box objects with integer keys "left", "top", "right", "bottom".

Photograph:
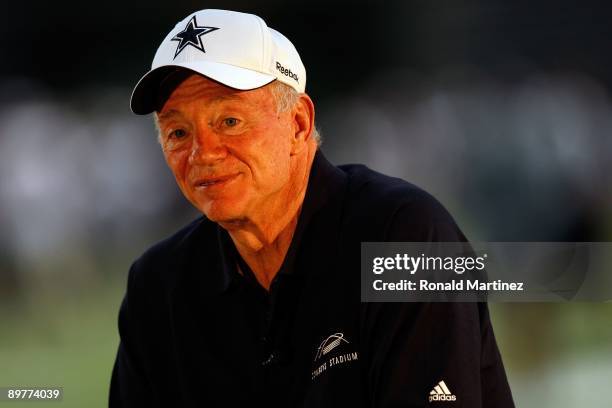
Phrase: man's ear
[{"left": 290, "top": 94, "right": 315, "bottom": 155}]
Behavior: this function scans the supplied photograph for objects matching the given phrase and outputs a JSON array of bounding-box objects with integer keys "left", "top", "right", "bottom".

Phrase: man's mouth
[{"left": 193, "top": 174, "right": 239, "bottom": 189}]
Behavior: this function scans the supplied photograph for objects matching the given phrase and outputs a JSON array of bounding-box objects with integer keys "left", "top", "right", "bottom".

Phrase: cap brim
[{"left": 130, "top": 61, "right": 276, "bottom": 115}]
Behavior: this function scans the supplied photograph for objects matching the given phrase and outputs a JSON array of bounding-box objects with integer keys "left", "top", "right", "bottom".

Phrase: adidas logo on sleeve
[{"left": 429, "top": 380, "right": 457, "bottom": 402}]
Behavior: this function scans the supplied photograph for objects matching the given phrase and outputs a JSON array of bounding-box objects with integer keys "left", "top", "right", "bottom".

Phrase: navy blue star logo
[{"left": 171, "top": 16, "right": 219, "bottom": 58}]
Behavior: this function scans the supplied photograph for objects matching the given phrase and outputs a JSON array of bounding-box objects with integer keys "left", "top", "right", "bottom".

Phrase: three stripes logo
[{"left": 429, "top": 380, "right": 457, "bottom": 402}]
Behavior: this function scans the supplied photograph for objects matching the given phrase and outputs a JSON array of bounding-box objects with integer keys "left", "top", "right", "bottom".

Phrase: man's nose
[{"left": 188, "top": 126, "right": 227, "bottom": 165}]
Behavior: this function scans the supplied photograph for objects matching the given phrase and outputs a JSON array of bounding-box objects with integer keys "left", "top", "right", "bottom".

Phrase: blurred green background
[{"left": 1, "top": 0, "right": 611, "bottom": 406}]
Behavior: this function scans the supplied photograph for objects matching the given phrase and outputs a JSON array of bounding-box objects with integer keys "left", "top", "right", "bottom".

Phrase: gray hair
[
  {"left": 154, "top": 80, "right": 322, "bottom": 145},
  {"left": 268, "top": 81, "right": 322, "bottom": 145}
]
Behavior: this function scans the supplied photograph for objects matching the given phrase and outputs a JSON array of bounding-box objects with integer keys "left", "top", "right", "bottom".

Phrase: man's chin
[{"left": 198, "top": 200, "right": 244, "bottom": 225}]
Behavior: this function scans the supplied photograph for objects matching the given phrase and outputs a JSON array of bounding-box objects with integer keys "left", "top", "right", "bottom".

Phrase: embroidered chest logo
[
  {"left": 311, "top": 332, "right": 359, "bottom": 380},
  {"left": 314, "top": 332, "right": 348, "bottom": 360}
]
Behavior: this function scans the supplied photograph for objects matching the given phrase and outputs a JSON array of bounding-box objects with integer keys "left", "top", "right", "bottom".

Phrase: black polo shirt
[{"left": 110, "top": 150, "right": 514, "bottom": 407}]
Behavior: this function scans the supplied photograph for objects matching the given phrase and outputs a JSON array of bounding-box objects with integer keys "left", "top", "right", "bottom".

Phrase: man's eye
[
  {"left": 169, "top": 129, "right": 187, "bottom": 139},
  {"left": 223, "top": 118, "right": 239, "bottom": 127}
]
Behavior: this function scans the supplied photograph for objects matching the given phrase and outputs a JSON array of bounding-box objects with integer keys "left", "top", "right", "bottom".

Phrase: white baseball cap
[{"left": 130, "top": 9, "right": 307, "bottom": 115}]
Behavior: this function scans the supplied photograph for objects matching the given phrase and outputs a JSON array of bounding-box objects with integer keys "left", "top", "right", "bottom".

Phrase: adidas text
[{"left": 429, "top": 394, "right": 457, "bottom": 402}]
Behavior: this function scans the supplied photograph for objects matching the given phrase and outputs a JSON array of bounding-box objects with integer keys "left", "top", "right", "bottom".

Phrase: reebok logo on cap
[{"left": 276, "top": 62, "right": 299, "bottom": 83}]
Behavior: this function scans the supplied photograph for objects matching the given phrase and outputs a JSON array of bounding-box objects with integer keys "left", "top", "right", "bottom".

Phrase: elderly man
[{"left": 110, "top": 9, "right": 514, "bottom": 408}]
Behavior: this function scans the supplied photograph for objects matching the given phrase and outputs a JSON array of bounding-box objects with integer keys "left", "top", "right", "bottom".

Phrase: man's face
[{"left": 156, "top": 74, "right": 295, "bottom": 224}]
